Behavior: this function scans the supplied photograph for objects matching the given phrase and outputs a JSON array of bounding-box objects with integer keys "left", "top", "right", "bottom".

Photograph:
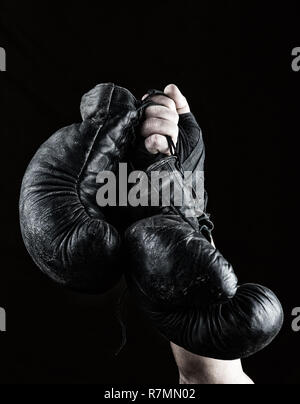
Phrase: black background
[{"left": 0, "top": 0, "right": 299, "bottom": 384}]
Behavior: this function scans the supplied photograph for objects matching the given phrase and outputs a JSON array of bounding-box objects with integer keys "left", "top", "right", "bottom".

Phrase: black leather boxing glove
[
  {"left": 19, "top": 83, "right": 143, "bottom": 293},
  {"left": 125, "top": 90, "right": 283, "bottom": 359}
]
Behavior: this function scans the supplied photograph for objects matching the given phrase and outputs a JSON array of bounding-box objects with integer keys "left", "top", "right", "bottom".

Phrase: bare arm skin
[{"left": 171, "top": 343, "right": 254, "bottom": 384}]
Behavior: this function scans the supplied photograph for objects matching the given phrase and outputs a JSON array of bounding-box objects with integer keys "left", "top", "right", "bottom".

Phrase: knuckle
[
  {"left": 144, "top": 137, "right": 152, "bottom": 150},
  {"left": 151, "top": 134, "right": 162, "bottom": 148},
  {"left": 171, "top": 110, "right": 179, "bottom": 123},
  {"left": 166, "top": 98, "right": 176, "bottom": 110},
  {"left": 145, "top": 134, "right": 160, "bottom": 150}
]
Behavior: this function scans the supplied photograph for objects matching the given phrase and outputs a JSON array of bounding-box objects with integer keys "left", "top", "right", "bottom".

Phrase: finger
[
  {"left": 141, "top": 118, "right": 178, "bottom": 142},
  {"left": 145, "top": 105, "right": 179, "bottom": 124},
  {"left": 145, "top": 134, "right": 171, "bottom": 155},
  {"left": 142, "top": 93, "right": 149, "bottom": 100},
  {"left": 144, "top": 94, "right": 177, "bottom": 111},
  {"left": 164, "top": 84, "right": 190, "bottom": 114}
]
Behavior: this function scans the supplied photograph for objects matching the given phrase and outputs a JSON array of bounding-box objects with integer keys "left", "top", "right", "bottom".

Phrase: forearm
[
  {"left": 171, "top": 236, "right": 253, "bottom": 385},
  {"left": 171, "top": 343, "right": 254, "bottom": 384}
]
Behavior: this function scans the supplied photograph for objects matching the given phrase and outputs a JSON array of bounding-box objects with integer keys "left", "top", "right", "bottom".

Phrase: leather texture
[
  {"left": 19, "top": 83, "right": 141, "bottom": 293},
  {"left": 125, "top": 94, "right": 284, "bottom": 359},
  {"left": 19, "top": 82, "right": 283, "bottom": 359}
]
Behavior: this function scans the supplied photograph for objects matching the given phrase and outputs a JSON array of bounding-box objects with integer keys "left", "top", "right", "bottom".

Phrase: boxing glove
[
  {"left": 125, "top": 91, "right": 283, "bottom": 359},
  {"left": 19, "top": 83, "right": 143, "bottom": 293}
]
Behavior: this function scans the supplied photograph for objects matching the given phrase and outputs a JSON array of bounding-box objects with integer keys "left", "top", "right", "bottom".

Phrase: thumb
[{"left": 164, "top": 84, "right": 190, "bottom": 114}]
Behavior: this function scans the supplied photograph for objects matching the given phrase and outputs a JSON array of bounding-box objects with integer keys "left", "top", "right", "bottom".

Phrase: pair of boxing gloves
[{"left": 19, "top": 83, "right": 283, "bottom": 360}]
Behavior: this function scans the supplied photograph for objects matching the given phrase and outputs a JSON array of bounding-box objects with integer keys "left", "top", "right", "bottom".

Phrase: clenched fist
[{"left": 141, "top": 84, "right": 190, "bottom": 155}]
